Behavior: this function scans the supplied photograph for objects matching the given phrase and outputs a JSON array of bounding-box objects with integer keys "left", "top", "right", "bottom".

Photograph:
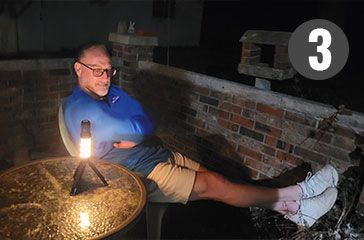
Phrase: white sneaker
[
  {"left": 298, "top": 164, "right": 338, "bottom": 198},
  {"left": 286, "top": 187, "right": 338, "bottom": 227}
]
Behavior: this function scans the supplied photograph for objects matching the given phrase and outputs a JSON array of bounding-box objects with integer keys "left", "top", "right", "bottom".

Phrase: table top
[{"left": 0, "top": 156, "right": 147, "bottom": 240}]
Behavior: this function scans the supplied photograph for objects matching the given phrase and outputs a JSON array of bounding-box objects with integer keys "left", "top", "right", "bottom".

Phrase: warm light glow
[
  {"left": 79, "top": 212, "right": 91, "bottom": 228},
  {"left": 80, "top": 138, "right": 91, "bottom": 159}
]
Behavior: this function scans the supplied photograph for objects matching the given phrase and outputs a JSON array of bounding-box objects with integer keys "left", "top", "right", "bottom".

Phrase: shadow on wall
[
  {"left": 195, "top": 134, "right": 252, "bottom": 183},
  {"left": 134, "top": 69, "right": 313, "bottom": 187}
]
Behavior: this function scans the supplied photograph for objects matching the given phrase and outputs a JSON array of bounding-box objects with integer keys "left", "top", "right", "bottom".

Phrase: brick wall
[
  {"left": 0, "top": 58, "right": 124, "bottom": 170},
  {"left": 0, "top": 59, "right": 76, "bottom": 168},
  {"left": 111, "top": 42, "right": 155, "bottom": 96},
  {"left": 1, "top": 57, "right": 363, "bottom": 180},
  {"left": 135, "top": 61, "right": 364, "bottom": 179}
]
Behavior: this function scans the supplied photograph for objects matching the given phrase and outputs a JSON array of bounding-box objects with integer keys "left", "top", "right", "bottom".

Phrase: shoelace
[
  {"left": 306, "top": 169, "right": 337, "bottom": 187},
  {"left": 285, "top": 197, "right": 322, "bottom": 227},
  {"left": 305, "top": 172, "right": 313, "bottom": 182}
]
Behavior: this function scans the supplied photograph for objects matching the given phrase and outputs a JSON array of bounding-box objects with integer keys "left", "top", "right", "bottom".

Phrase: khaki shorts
[{"left": 146, "top": 152, "right": 200, "bottom": 204}]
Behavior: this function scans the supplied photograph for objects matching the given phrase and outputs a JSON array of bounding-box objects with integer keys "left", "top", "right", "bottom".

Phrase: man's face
[{"left": 74, "top": 47, "right": 112, "bottom": 97}]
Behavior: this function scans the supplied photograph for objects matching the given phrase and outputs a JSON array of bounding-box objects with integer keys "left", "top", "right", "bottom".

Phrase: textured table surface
[{"left": 0, "top": 156, "right": 146, "bottom": 240}]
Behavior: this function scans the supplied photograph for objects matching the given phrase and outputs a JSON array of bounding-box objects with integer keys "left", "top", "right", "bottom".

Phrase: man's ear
[{"left": 74, "top": 62, "right": 82, "bottom": 77}]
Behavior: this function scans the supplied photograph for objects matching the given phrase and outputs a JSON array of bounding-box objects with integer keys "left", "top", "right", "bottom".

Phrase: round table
[{"left": 0, "top": 156, "right": 146, "bottom": 240}]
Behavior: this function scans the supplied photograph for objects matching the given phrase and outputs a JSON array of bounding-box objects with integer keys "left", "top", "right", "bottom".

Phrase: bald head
[
  {"left": 75, "top": 43, "right": 110, "bottom": 63},
  {"left": 74, "top": 43, "right": 112, "bottom": 97}
]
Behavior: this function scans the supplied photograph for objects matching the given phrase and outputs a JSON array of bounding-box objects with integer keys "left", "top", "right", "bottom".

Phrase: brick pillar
[
  {"left": 274, "top": 45, "right": 291, "bottom": 69},
  {"left": 241, "top": 43, "right": 261, "bottom": 65},
  {"left": 108, "top": 32, "right": 158, "bottom": 96}
]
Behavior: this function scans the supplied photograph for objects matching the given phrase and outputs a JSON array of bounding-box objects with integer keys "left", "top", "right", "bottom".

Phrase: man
[{"left": 64, "top": 43, "right": 338, "bottom": 228}]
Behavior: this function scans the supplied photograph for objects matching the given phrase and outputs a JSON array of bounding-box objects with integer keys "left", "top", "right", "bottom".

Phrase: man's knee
[{"left": 190, "top": 171, "right": 229, "bottom": 200}]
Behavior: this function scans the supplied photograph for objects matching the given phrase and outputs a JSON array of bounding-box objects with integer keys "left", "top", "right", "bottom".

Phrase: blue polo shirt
[{"left": 64, "top": 84, "right": 170, "bottom": 177}]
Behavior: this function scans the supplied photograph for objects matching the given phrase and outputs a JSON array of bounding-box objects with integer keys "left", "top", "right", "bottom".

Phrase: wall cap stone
[
  {"left": 0, "top": 58, "right": 74, "bottom": 70},
  {"left": 238, "top": 63, "right": 295, "bottom": 80},
  {"left": 109, "top": 32, "right": 158, "bottom": 46},
  {"left": 240, "top": 30, "right": 291, "bottom": 46}
]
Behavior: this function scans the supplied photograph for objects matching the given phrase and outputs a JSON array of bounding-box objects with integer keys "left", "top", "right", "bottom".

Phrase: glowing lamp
[
  {"left": 70, "top": 120, "right": 108, "bottom": 196},
  {"left": 80, "top": 120, "right": 92, "bottom": 159}
]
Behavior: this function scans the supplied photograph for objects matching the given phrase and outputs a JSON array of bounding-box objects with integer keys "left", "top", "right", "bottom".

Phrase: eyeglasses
[{"left": 77, "top": 61, "right": 117, "bottom": 77}]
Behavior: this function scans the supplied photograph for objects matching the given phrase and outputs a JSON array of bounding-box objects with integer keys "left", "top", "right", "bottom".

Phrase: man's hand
[{"left": 113, "top": 141, "right": 137, "bottom": 149}]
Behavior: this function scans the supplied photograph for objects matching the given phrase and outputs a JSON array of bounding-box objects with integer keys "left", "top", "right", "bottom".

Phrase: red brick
[
  {"left": 112, "top": 50, "right": 119, "bottom": 56},
  {"left": 123, "top": 60, "right": 138, "bottom": 68},
  {"left": 332, "top": 136, "right": 355, "bottom": 151},
  {"left": 0, "top": 70, "right": 21, "bottom": 82},
  {"left": 220, "top": 102, "right": 242, "bottom": 114},
  {"left": 239, "top": 126, "right": 264, "bottom": 142},
  {"left": 218, "top": 119, "right": 239, "bottom": 132},
  {"left": 196, "top": 128, "right": 210, "bottom": 138},
  {"left": 193, "top": 85, "right": 210, "bottom": 96},
  {"left": 169, "top": 138, "right": 186, "bottom": 151},
  {"left": 123, "top": 52, "right": 137, "bottom": 61},
  {"left": 275, "top": 45, "right": 288, "bottom": 53},
  {"left": 59, "top": 91, "right": 71, "bottom": 98},
  {"left": 36, "top": 92, "right": 59, "bottom": 101},
  {"left": 261, "top": 155, "right": 286, "bottom": 171},
  {"left": 240, "top": 56, "right": 260, "bottom": 65},
  {"left": 121, "top": 65, "right": 137, "bottom": 75},
  {"left": 265, "top": 136, "right": 278, "bottom": 147},
  {"left": 242, "top": 43, "right": 260, "bottom": 51},
  {"left": 274, "top": 53, "right": 289, "bottom": 62},
  {"left": 112, "top": 43, "right": 125, "bottom": 51},
  {"left": 261, "top": 144, "right": 276, "bottom": 156},
  {"left": 248, "top": 168, "right": 259, "bottom": 179},
  {"left": 121, "top": 73, "right": 136, "bottom": 81},
  {"left": 310, "top": 131, "right": 333, "bottom": 144},
  {"left": 242, "top": 108, "right": 256, "bottom": 119},
  {"left": 256, "top": 103, "right": 284, "bottom": 118},
  {"left": 200, "top": 96, "right": 219, "bottom": 107},
  {"left": 187, "top": 116, "right": 205, "bottom": 129},
  {"left": 332, "top": 125, "right": 355, "bottom": 139},
  {"left": 242, "top": 48, "right": 261, "bottom": 57},
  {"left": 276, "top": 151, "right": 303, "bottom": 166},
  {"left": 0, "top": 87, "right": 19, "bottom": 98},
  {"left": 244, "top": 157, "right": 277, "bottom": 177},
  {"left": 313, "top": 142, "right": 351, "bottom": 162},
  {"left": 208, "top": 107, "right": 230, "bottom": 119},
  {"left": 210, "top": 90, "right": 231, "bottom": 101},
  {"left": 238, "top": 145, "right": 262, "bottom": 160},
  {"left": 276, "top": 140, "right": 293, "bottom": 152},
  {"left": 294, "top": 147, "right": 327, "bottom": 165},
  {"left": 187, "top": 92, "right": 199, "bottom": 101},
  {"left": 254, "top": 122, "right": 282, "bottom": 137},
  {"left": 232, "top": 96, "right": 256, "bottom": 109},
  {"left": 230, "top": 114, "right": 254, "bottom": 128},
  {"left": 138, "top": 53, "right": 154, "bottom": 61},
  {"left": 48, "top": 69, "right": 70, "bottom": 76}
]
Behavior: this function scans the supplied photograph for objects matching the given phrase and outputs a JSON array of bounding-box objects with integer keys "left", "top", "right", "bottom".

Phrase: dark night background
[
  {"left": 1, "top": 1, "right": 363, "bottom": 239},
  {"left": 1, "top": 0, "right": 363, "bottom": 112},
  {"left": 160, "top": 0, "right": 364, "bottom": 114}
]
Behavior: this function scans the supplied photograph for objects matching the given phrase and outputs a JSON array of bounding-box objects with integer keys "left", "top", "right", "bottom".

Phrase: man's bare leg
[{"left": 189, "top": 170, "right": 302, "bottom": 214}]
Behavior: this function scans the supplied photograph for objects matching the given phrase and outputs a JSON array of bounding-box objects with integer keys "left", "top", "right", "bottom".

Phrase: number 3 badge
[{"left": 288, "top": 19, "right": 349, "bottom": 80}]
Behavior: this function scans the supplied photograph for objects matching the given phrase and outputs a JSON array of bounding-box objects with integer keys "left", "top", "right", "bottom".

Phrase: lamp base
[{"left": 70, "top": 160, "right": 108, "bottom": 196}]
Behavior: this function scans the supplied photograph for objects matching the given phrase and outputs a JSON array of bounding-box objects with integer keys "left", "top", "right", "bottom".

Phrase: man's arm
[
  {"left": 111, "top": 91, "right": 154, "bottom": 148},
  {"left": 113, "top": 140, "right": 137, "bottom": 149}
]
